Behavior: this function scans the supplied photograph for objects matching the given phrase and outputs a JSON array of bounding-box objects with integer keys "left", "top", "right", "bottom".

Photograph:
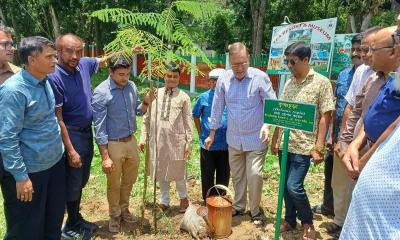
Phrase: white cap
[{"left": 208, "top": 68, "right": 226, "bottom": 79}]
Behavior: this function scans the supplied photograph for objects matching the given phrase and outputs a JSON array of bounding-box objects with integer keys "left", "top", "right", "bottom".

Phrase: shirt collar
[
  {"left": 56, "top": 63, "right": 81, "bottom": 76},
  {"left": 109, "top": 76, "right": 118, "bottom": 90},
  {"left": 293, "top": 68, "right": 315, "bottom": 84},
  {"left": 21, "top": 69, "right": 48, "bottom": 86}
]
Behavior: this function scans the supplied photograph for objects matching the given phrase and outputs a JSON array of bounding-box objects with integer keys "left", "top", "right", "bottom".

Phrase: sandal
[
  {"left": 312, "top": 204, "right": 334, "bottom": 216},
  {"left": 250, "top": 212, "right": 265, "bottom": 227},
  {"left": 303, "top": 224, "right": 316, "bottom": 240},
  {"left": 232, "top": 208, "right": 245, "bottom": 217},
  {"left": 280, "top": 221, "right": 296, "bottom": 233},
  {"left": 326, "top": 222, "right": 342, "bottom": 234}
]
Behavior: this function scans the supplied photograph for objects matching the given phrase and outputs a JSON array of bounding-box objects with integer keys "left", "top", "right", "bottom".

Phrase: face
[
  {"left": 230, "top": 49, "right": 249, "bottom": 80},
  {"left": 28, "top": 46, "right": 57, "bottom": 75},
  {"left": 284, "top": 54, "right": 309, "bottom": 78},
  {"left": 351, "top": 42, "right": 363, "bottom": 67},
  {"left": 164, "top": 70, "right": 179, "bottom": 88},
  {"left": 0, "top": 31, "right": 15, "bottom": 64},
  {"left": 208, "top": 78, "right": 217, "bottom": 89},
  {"left": 58, "top": 36, "right": 83, "bottom": 69},
  {"left": 370, "top": 33, "right": 396, "bottom": 72},
  {"left": 360, "top": 34, "right": 375, "bottom": 66},
  {"left": 109, "top": 67, "right": 131, "bottom": 88}
]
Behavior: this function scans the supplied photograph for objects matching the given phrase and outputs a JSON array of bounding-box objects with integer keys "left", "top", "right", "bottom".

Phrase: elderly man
[
  {"left": 271, "top": 42, "right": 335, "bottom": 239},
  {"left": 343, "top": 26, "right": 400, "bottom": 179},
  {"left": 0, "top": 36, "right": 65, "bottom": 240},
  {"left": 205, "top": 42, "right": 276, "bottom": 226},
  {"left": 193, "top": 68, "right": 230, "bottom": 202},
  {"left": 312, "top": 33, "right": 363, "bottom": 218},
  {"left": 92, "top": 56, "right": 151, "bottom": 232},
  {"left": 48, "top": 33, "right": 107, "bottom": 239}
]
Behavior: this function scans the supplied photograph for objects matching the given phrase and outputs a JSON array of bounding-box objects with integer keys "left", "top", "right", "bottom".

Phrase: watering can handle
[{"left": 206, "top": 184, "right": 233, "bottom": 199}]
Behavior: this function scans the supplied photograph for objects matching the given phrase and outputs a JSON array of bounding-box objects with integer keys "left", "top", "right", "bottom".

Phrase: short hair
[
  {"left": 0, "top": 24, "right": 13, "bottom": 35},
  {"left": 55, "top": 33, "right": 84, "bottom": 50},
  {"left": 18, "top": 36, "right": 55, "bottom": 64},
  {"left": 363, "top": 26, "right": 383, "bottom": 39},
  {"left": 228, "top": 42, "right": 249, "bottom": 56},
  {"left": 284, "top": 42, "right": 311, "bottom": 61},
  {"left": 108, "top": 55, "right": 131, "bottom": 72},
  {"left": 351, "top": 33, "right": 363, "bottom": 45},
  {"left": 166, "top": 62, "right": 180, "bottom": 74}
]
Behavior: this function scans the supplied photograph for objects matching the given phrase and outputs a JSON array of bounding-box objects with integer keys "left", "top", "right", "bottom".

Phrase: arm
[
  {"left": 55, "top": 107, "right": 82, "bottom": 168},
  {"left": 359, "top": 116, "right": 400, "bottom": 170},
  {"left": 311, "top": 111, "right": 332, "bottom": 164},
  {"left": 98, "top": 144, "right": 114, "bottom": 174},
  {"left": 193, "top": 117, "right": 202, "bottom": 136},
  {"left": 139, "top": 107, "right": 150, "bottom": 152},
  {"left": 192, "top": 97, "right": 203, "bottom": 137},
  {"left": 205, "top": 80, "right": 225, "bottom": 150},
  {"left": 0, "top": 90, "right": 33, "bottom": 202},
  {"left": 328, "top": 110, "right": 336, "bottom": 153},
  {"left": 182, "top": 95, "right": 193, "bottom": 159},
  {"left": 271, "top": 127, "right": 281, "bottom": 155}
]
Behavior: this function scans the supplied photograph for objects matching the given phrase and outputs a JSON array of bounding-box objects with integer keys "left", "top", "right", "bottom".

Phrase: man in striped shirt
[{"left": 205, "top": 42, "right": 276, "bottom": 226}]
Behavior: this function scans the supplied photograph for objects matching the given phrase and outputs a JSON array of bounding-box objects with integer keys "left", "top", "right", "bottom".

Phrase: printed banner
[
  {"left": 331, "top": 33, "right": 357, "bottom": 80},
  {"left": 267, "top": 18, "right": 337, "bottom": 77}
]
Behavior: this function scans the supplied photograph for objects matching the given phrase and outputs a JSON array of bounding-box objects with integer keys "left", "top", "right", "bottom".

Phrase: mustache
[{"left": 351, "top": 56, "right": 361, "bottom": 59}]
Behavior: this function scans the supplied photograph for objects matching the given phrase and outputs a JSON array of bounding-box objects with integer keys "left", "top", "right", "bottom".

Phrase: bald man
[{"left": 48, "top": 33, "right": 107, "bottom": 239}]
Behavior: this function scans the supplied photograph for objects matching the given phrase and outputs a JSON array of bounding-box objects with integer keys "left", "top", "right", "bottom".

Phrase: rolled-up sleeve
[
  {"left": 0, "top": 89, "right": 29, "bottom": 181},
  {"left": 209, "top": 78, "right": 225, "bottom": 130},
  {"left": 260, "top": 74, "right": 277, "bottom": 100},
  {"left": 92, "top": 88, "right": 109, "bottom": 145}
]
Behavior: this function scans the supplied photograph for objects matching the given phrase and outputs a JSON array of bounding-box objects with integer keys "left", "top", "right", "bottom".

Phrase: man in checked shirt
[{"left": 205, "top": 42, "right": 276, "bottom": 227}]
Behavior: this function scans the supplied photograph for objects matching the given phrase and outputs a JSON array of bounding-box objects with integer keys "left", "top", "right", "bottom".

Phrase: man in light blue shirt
[
  {"left": 205, "top": 42, "right": 276, "bottom": 226},
  {"left": 92, "top": 56, "right": 150, "bottom": 233},
  {"left": 0, "top": 36, "right": 65, "bottom": 240}
]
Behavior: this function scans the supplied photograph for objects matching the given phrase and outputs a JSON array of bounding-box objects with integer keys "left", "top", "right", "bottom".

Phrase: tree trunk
[
  {"left": 345, "top": 15, "right": 352, "bottom": 33},
  {"left": 360, "top": 12, "right": 373, "bottom": 32},
  {"left": 49, "top": 4, "right": 61, "bottom": 38},
  {"left": 0, "top": 5, "right": 6, "bottom": 25},
  {"left": 350, "top": 15, "right": 357, "bottom": 33},
  {"left": 392, "top": 0, "right": 400, "bottom": 14},
  {"left": 250, "top": 0, "right": 267, "bottom": 54}
]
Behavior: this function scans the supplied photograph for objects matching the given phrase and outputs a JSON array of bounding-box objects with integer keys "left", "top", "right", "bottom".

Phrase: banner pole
[{"left": 274, "top": 127, "right": 290, "bottom": 240}]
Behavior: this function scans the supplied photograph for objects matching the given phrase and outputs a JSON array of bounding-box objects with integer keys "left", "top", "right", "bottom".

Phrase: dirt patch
[{"left": 77, "top": 171, "right": 337, "bottom": 240}]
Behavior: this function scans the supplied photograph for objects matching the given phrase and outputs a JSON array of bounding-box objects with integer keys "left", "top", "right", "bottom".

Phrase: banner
[
  {"left": 267, "top": 18, "right": 337, "bottom": 77},
  {"left": 331, "top": 33, "right": 357, "bottom": 80}
]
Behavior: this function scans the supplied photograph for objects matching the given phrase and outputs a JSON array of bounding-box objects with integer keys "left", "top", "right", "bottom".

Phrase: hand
[
  {"left": 143, "top": 89, "right": 155, "bottom": 106},
  {"left": 341, "top": 144, "right": 360, "bottom": 180},
  {"left": 102, "top": 158, "right": 114, "bottom": 174},
  {"left": 334, "top": 142, "right": 344, "bottom": 160},
  {"left": 326, "top": 136, "right": 334, "bottom": 154},
  {"left": 271, "top": 137, "right": 278, "bottom": 156},
  {"left": 16, "top": 178, "right": 34, "bottom": 202},
  {"left": 204, "top": 136, "right": 214, "bottom": 150},
  {"left": 259, "top": 124, "right": 270, "bottom": 145},
  {"left": 310, "top": 149, "right": 324, "bottom": 165},
  {"left": 67, "top": 150, "right": 82, "bottom": 168},
  {"left": 184, "top": 145, "right": 192, "bottom": 159},
  {"left": 133, "top": 46, "right": 145, "bottom": 54},
  {"left": 138, "top": 141, "right": 146, "bottom": 153}
]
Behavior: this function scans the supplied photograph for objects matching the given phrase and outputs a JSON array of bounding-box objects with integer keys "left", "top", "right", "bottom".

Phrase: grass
[{"left": 0, "top": 69, "right": 324, "bottom": 238}]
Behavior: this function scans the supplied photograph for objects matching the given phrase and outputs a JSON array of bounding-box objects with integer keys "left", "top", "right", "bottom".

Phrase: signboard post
[{"left": 264, "top": 99, "right": 316, "bottom": 240}]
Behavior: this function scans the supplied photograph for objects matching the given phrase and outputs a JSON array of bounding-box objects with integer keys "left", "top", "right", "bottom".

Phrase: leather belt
[
  {"left": 66, "top": 125, "right": 92, "bottom": 132},
  {"left": 109, "top": 135, "right": 132, "bottom": 142}
]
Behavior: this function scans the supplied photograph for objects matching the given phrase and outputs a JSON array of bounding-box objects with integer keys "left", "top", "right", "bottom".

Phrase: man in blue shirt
[
  {"left": 205, "top": 42, "right": 276, "bottom": 226},
  {"left": 48, "top": 33, "right": 107, "bottom": 239},
  {"left": 92, "top": 56, "right": 151, "bottom": 233},
  {"left": 193, "top": 68, "right": 230, "bottom": 202},
  {"left": 0, "top": 36, "right": 65, "bottom": 239},
  {"left": 313, "top": 34, "right": 363, "bottom": 222}
]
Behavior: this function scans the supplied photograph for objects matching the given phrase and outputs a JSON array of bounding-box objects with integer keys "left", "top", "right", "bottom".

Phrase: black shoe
[
  {"left": 62, "top": 222, "right": 93, "bottom": 240},
  {"left": 78, "top": 214, "right": 98, "bottom": 233},
  {"left": 250, "top": 212, "right": 265, "bottom": 227},
  {"left": 312, "top": 204, "right": 334, "bottom": 216},
  {"left": 232, "top": 208, "right": 245, "bottom": 217}
]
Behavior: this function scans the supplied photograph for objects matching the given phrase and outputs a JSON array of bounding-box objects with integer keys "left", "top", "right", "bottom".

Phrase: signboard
[
  {"left": 267, "top": 18, "right": 337, "bottom": 77},
  {"left": 331, "top": 33, "right": 357, "bottom": 80},
  {"left": 264, "top": 99, "right": 317, "bottom": 132}
]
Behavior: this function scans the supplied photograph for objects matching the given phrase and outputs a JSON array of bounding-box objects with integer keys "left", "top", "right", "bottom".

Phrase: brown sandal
[
  {"left": 280, "top": 221, "right": 295, "bottom": 233},
  {"left": 326, "top": 222, "right": 342, "bottom": 233},
  {"left": 303, "top": 224, "right": 316, "bottom": 240}
]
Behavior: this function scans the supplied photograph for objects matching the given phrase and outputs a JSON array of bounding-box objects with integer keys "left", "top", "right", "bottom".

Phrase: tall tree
[{"left": 250, "top": 0, "right": 266, "bottom": 54}]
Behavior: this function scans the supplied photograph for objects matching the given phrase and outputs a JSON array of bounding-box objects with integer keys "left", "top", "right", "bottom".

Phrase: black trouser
[
  {"left": 322, "top": 154, "right": 334, "bottom": 212},
  {"left": 200, "top": 148, "right": 230, "bottom": 201},
  {"left": 1, "top": 156, "right": 66, "bottom": 240}
]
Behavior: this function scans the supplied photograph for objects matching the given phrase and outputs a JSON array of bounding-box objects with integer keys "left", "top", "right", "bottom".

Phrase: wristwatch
[{"left": 311, "top": 145, "right": 326, "bottom": 155}]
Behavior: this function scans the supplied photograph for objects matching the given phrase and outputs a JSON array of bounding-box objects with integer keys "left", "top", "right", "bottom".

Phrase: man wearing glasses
[
  {"left": 205, "top": 42, "right": 276, "bottom": 227},
  {"left": 0, "top": 25, "right": 20, "bottom": 85},
  {"left": 270, "top": 42, "right": 335, "bottom": 239},
  {"left": 48, "top": 33, "right": 108, "bottom": 239}
]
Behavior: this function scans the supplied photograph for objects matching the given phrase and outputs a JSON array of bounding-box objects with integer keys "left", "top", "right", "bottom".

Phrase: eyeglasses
[
  {"left": 0, "top": 41, "right": 14, "bottom": 50},
  {"left": 231, "top": 62, "right": 248, "bottom": 69},
  {"left": 368, "top": 45, "right": 395, "bottom": 52},
  {"left": 283, "top": 58, "right": 299, "bottom": 66}
]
